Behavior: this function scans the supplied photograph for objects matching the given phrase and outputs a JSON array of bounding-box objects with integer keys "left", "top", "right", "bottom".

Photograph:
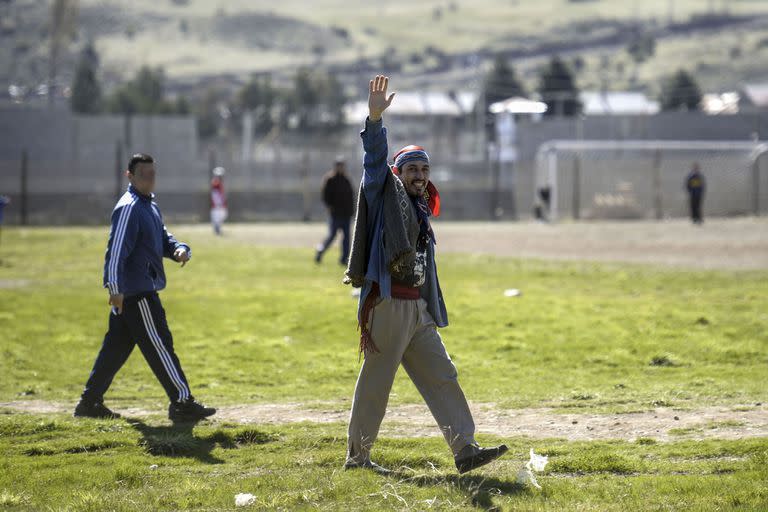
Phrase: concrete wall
[
  {"left": 0, "top": 106, "right": 202, "bottom": 224},
  {"left": 1, "top": 107, "right": 766, "bottom": 224}
]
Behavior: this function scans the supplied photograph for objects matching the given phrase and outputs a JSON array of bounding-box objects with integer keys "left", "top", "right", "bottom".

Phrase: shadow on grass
[
  {"left": 389, "top": 469, "right": 525, "bottom": 510},
  {"left": 125, "top": 417, "right": 225, "bottom": 464}
]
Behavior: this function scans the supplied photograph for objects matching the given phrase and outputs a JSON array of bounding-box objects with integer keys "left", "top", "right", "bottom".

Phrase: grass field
[{"left": 0, "top": 224, "right": 766, "bottom": 511}]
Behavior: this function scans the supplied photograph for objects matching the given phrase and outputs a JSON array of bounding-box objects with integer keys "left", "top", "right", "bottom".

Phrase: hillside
[{"left": 3, "top": 0, "right": 768, "bottom": 100}]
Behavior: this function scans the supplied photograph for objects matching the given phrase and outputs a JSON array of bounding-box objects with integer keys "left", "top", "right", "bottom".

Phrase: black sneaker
[
  {"left": 343, "top": 460, "right": 392, "bottom": 475},
  {"left": 168, "top": 398, "right": 216, "bottom": 422},
  {"left": 455, "top": 443, "right": 508, "bottom": 474},
  {"left": 73, "top": 399, "right": 121, "bottom": 419}
]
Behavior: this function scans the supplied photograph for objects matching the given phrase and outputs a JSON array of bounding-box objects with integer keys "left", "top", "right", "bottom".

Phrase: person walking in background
[
  {"left": 315, "top": 156, "right": 354, "bottom": 265},
  {"left": 0, "top": 195, "right": 9, "bottom": 252},
  {"left": 210, "top": 167, "right": 228, "bottom": 235},
  {"left": 685, "top": 162, "right": 705, "bottom": 224},
  {"left": 75, "top": 153, "right": 216, "bottom": 422},
  {"left": 342, "top": 75, "right": 507, "bottom": 475}
]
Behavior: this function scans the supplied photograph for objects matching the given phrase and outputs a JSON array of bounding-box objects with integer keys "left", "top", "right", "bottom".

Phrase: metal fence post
[
  {"left": 753, "top": 157, "right": 760, "bottom": 216},
  {"left": 115, "top": 140, "right": 123, "bottom": 200},
  {"left": 572, "top": 154, "right": 581, "bottom": 220},
  {"left": 20, "top": 149, "right": 28, "bottom": 226},
  {"left": 652, "top": 149, "right": 663, "bottom": 220}
]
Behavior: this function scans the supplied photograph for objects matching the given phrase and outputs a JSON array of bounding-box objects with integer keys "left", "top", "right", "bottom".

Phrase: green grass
[
  {"left": 0, "top": 226, "right": 765, "bottom": 412},
  {"left": 0, "top": 413, "right": 766, "bottom": 511},
  {"left": 0, "top": 225, "right": 766, "bottom": 510}
]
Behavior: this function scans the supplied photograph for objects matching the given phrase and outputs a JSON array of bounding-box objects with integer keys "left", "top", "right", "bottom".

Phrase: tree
[
  {"left": 660, "top": 69, "right": 702, "bottom": 111},
  {"left": 106, "top": 66, "right": 174, "bottom": 115},
  {"left": 48, "top": 0, "right": 77, "bottom": 108},
  {"left": 322, "top": 72, "right": 346, "bottom": 128},
  {"left": 70, "top": 43, "right": 102, "bottom": 114},
  {"left": 277, "top": 69, "right": 349, "bottom": 132},
  {"left": 482, "top": 55, "right": 527, "bottom": 140},
  {"left": 484, "top": 55, "right": 526, "bottom": 107},
  {"left": 238, "top": 75, "right": 277, "bottom": 132},
  {"left": 627, "top": 33, "right": 656, "bottom": 64},
  {"left": 538, "top": 56, "right": 582, "bottom": 117},
  {"left": 174, "top": 96, "right": 190, "bottom": 116},
  {"left": 196, "top": 89, "right": 222, "bottom": 139},
  {"left": 132, "top": 66, "right": 165, "bottom": 113},
  {"left": 290, "top": 68, "right": 320, "bottom": 130}
]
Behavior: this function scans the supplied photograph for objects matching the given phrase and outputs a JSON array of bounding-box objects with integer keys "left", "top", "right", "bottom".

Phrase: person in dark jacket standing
[
  {"left": 315, "top": 156, "right": 354, "bottom": 265},
  {"left": 685, "top": 162, "right": 705, "bottom": 224},
  {"left": 74, "top": 153, "right": 216, "bottom": 422}
]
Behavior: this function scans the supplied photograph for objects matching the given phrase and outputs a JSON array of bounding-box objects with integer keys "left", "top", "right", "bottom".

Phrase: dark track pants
[
  {"left": 81, "top": 292, "right": 191, "bottom": 403},
  {"left": 689, "top": 194, "right": 703, "bottom": 223},
  {"left": 318, "top": 215, "right": 351, "bottom": 264}
]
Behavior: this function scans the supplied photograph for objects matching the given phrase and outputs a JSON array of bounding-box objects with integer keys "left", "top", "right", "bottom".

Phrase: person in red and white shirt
[{"left": 210, "top": 167, "right": 228, "bottom": 235}]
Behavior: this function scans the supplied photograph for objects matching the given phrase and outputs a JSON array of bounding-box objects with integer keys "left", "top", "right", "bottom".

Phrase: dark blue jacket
[
  {"left": 103, "top": 185, "right": 190, "bottom": 296},
  {"left": 686, "top": 170, "right": 705, "bottom": 197},
  {"left": 357, "top": 118, "right": 448, "bottom": 328}
]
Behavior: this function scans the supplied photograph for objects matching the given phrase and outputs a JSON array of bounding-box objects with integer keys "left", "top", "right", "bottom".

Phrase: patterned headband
[{"left": 393, "top": 146, "right": 429, "bottom": 170}]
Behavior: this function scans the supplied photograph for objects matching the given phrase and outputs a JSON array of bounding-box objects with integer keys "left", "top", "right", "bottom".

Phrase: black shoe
[
  {"left": 74, "top": 399, "right": 121, "bottom": 419},
  {"left": 455, "top": 443, "right": 508, "bottom": 474},
  {"left": 343, "top": 460, "right": 392, "bottom": 475},
  {"left": 314, "top": 250, "right": 322, "bottom": 264},
  {"left": 168, "top": 398, "right": 216, "bottom": 422}
]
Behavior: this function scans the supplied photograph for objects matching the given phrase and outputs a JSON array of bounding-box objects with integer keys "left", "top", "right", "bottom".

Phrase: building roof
[
  {"left": 579, "top": 91, "right": 660, "bottom": 115},
  {"left": 489, "top": 96, "right": 547, "bottom": 114},
  {"left": 343, "top": 90, "right": 477, "bottom": 124},
  {"left": 701, "top": 92, "right": 740, "bottom": 115},
  {"left": 740, "top": 83, "right": 768, "bottom": 107}
]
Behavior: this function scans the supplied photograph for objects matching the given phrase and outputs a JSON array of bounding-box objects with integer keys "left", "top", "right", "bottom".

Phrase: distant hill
[{"left": 3, "top": 0, "right": 768, "bottom": 101}]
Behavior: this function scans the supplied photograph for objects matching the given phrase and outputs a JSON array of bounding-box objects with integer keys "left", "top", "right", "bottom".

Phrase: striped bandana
[
  {"left": 392, "top": 145, "right": 441, "bottom": 218},
  {"left": 393, "top": 145, "right": 429, "bottom": 170}
]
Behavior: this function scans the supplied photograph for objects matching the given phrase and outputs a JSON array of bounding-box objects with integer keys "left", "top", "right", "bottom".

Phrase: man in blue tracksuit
[{"left": 75, "top": 153, "right": 216, "bottom": 422}]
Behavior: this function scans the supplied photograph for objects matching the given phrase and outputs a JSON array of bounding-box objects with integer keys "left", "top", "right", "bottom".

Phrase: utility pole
[
  {"left": 20, "top": 150, "right": 28, "bottom": 226},
  {"left": 667, "top": 0, "right": 675, "bottom": 25},
  {"left": 48, "top": 0, "right": 78, "bottom": 109}
]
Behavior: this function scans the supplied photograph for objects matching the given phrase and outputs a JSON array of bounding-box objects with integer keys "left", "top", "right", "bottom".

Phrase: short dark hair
[{"left": 128, "top": 153, "right": 154, "bottom": 173}]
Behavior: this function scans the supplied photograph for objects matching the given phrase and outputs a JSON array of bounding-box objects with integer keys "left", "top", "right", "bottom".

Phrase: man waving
[{"left": 344, "top": 76, "right": 508, "bottom": 474}]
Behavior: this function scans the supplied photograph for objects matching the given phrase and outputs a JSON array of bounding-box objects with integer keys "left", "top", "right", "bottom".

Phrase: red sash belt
[{"left": 391, "top": 281, "right": 420, "bottom": 300}]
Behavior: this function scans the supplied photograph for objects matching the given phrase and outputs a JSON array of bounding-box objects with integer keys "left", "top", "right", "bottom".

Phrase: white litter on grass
[
  {"left": 516, "top": 449, "right": 549, "bottom": 489},
  {"left": 235, "top": 493, "right": 256, "bottom": 507},
  {"left": 149, "top": 464, "right": 158, "bottom": 470},
  {"left": 503, "top": 288, "right": 522, "bottom": 297},
  {"left": 528, "top": 449, "right": 548, "bottom": 471}
]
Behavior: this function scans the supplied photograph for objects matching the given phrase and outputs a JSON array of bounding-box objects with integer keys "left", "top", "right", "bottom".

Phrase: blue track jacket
[
  {"left": 103, "top": 185, "right": 190, "bottom": 296},
  {"left": 358, "top": 118, "right": 448, "bottom": 328}
]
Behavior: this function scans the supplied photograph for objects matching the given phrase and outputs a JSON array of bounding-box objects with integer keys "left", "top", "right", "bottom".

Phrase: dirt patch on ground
[
  {"left": 2, "top": 400, "right": 765, "bottom": 442},
  {"left": 185, "top": 218, "right": 768, "bottom": 270},
  {"left": 0, "top": 279, "right": 30, "bottom": 289}
]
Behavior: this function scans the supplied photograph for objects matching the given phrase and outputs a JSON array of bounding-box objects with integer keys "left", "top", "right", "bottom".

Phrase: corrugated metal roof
[{"left": 580, "top": 91, "right": 660, "bottom": 115}]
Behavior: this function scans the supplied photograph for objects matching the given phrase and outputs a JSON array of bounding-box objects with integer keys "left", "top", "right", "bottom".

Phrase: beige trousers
[{"left": 346, "top": 297, "right": 476, "bottom": 464}]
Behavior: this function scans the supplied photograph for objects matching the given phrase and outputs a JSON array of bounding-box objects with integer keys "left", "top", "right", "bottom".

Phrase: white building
[{"left": 579, "top": 91, "right": 660, "bottom": 115}]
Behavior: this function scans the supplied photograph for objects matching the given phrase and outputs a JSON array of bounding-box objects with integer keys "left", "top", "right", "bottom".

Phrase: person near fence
[
  {"left": 342, "top": 75, "right": 508, "bottom": 475},
  {"left": 315, "top": 156, "right": 354, "bottom": 265},
  {"left": 685, "top": 162, "right": 705, "bottom": 224},
  {"left": 0, "top": 195, "right": 9, "bottom": 250},
  {"left": 74, "top": 153, "right": 216, "bottom": 422},
  {"left": 210, "top": 166, "right": 228, "bottom": 235}
]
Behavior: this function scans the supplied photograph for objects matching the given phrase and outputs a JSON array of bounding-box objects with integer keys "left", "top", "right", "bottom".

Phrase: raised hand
[{"left": 368, "top": 75, "right": 395, "bottom": 122}]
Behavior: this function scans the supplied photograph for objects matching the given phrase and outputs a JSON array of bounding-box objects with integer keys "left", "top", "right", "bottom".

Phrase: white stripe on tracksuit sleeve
[{"left": 104, "top": 198, "right": 138, "bottom": 295}]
